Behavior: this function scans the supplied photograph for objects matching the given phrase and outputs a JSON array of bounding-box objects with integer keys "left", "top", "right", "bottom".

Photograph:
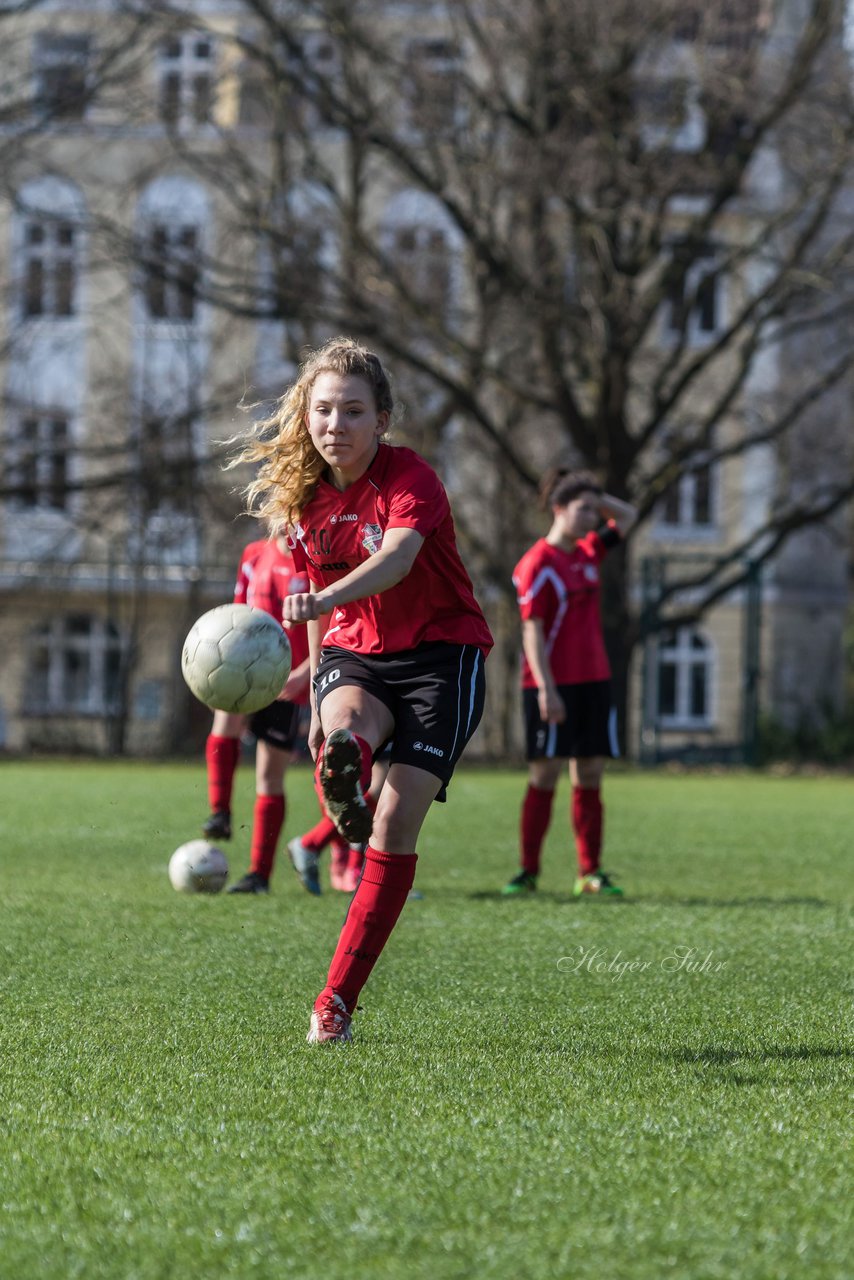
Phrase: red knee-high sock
[
  {"left": 301, "top": 813, "right": 337, "bottom": 852},
  {"left": 520, "top": 784, "right": 555, "bottom": 876},
  {"left": 316, "top": 846, "right": 417, "bottom": 1013},
  {"left": 249, "top": 794, "right": 285, "bottom": 880},
  {"left": 206, "top": 735, "right": 240, "bottom": 813},
  {"left": 572, "top": 786, "right": 603, "bottom": 876}
]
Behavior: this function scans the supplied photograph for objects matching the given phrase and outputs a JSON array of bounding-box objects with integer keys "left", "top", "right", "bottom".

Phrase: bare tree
[{"left": 3, "top": 0, "right": 854, "bottom": 751}]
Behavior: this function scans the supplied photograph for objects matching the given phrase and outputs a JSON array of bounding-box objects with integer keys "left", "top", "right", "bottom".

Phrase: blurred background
[{"left": 1, "top": 0, "right": 853, "bottom": 766}]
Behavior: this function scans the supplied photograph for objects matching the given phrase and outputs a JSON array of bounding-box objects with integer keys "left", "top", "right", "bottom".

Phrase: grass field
[{"left": 0, "top": 759, "right": 850, "bottom": 1280}]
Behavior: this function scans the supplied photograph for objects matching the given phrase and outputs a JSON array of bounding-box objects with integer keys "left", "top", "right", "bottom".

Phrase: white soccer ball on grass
[
  {"left": 168, "top": 840, "right": 229, "bottom": 894},
  {"left": 181, "top": 603, "right": 292, "bottom": 714}
]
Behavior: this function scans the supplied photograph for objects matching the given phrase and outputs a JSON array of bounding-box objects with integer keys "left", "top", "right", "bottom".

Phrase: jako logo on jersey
[
  {"left": 331, "top": 514, "right": 358, "bottom": 524},
  {"left": 413, "top": 741, "right": 445, "bottom": 758},
  {"left": 584, "top": 565, "right": 599, "bottom": 582},
  {"left": 361, "top": 523, "right": 383, "bottom": 555}
]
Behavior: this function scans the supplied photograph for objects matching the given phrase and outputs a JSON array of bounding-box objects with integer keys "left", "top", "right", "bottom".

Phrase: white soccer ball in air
[
  {"left": 168, "top": 840, "right": 229, "bottom": 894},
  {"left": 181, "top": 603, "right": 292, "bottom": 714}
]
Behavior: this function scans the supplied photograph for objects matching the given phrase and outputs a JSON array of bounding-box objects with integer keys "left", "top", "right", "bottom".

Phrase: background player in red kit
[
  {"left": 201, "top": 533, "right": 313, "bottom": 894},
  {"left": 502, "top": 469, "right": 637, "bottom": 898},
  {"left": 238, "top": 336, "right": 492, "bottom": 1043}
]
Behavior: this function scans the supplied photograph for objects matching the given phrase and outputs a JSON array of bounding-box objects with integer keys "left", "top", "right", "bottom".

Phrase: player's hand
[
  {"left": 284, "top": 593, "right": 324, "bottom": 623},
  {"left": 538, "top": 687, "right": 566, "bottom": 725}
]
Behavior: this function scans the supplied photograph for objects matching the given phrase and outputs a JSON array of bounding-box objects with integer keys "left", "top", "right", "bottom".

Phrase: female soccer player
[
  {"left": 239, "top": 337, "right": 492, "bottom": 1043},
  {"left": 502, "top": 469, "right": 637, "bottom": 898},
  {"left": 201, "top": 533, "right": 313, "bottom": 894}
]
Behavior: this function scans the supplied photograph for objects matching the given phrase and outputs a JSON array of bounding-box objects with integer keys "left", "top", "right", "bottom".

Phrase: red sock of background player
[
  {"left": 206, "top": 735, "right": 240, "bottom": 813},
  {"left": 346, "top": 842, "right": 366, "bottom": 876},
  {"left": 301, "top": 812, "right": 337, "bottom": 852},
  {"left": 520, "top": 784, "right": 555, "bottom": 877},
  {"left": 249, "top": 794, "right": 285, "bottom": 880},
  {"left": 330, "top": 837, "right": 350, "bottom": 875},
  {"left": 316, "top": 847, "right": 417, "bottom": 1014},
  {"left": 572, "top": 786, "right": 603, "bottom": 876}
]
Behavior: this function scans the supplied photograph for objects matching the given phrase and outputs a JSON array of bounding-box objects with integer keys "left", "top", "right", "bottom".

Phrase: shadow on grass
[
  {"left": 463, "top": 892, "right": 836, "bottom": 908},
  {"left": 639, "top": 895, "right": 833, "bottom": 910},
  {"left": 670, "top": 1044, "right": 851, "bottom": 1065},
  {"left": 666, "top": 1042, "right": 851, "bottom": 1086},
  {"left": 465, "top": 889, "right": 576, "bottom": 903},
  {"left": 409, "top": 890, "right": 837, "bottom": 910}
]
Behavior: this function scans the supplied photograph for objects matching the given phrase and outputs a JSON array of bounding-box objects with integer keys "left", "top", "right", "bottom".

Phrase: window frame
[
  {"left": 655, "top": 445, "right": 720, "bottom": 538},
  {"left": 33, "top": 31, "right": 93, "bottom": 121},
  {"left": 141, "top": 219, "right": 201, "bottom": 323},
  {"left": 6, "top": 411, "right": 72, "bottom": 514},
  {"left": 24, "top": 615, "right": 123, "bottom": 717},
  {"left": 156, "top": 32, "right": 216, "bottom": 129},
  {"left": 404, "top": 37, "right": 464, "bottom": 137},
  {"left": 136, "top": 409, "right": 201, "bottom": 517},
  {"left": 654, "top": 626, "right": 715, "bottom": 730},
  {"left": 662, "top": 242, "right": 726, "bottom": 346},
  {"left": 21, "top": 215, "right": 79, "bottom": 320}
]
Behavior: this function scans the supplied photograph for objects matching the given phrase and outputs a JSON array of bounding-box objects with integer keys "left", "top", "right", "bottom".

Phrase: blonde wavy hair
[{"left": 238, "top": 337, "right": 395, "bottom": 529}]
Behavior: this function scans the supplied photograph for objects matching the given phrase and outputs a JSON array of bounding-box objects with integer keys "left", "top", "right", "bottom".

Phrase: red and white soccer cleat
[{"left": 307, "top": 992, "right": 353, "bottom": 1045}]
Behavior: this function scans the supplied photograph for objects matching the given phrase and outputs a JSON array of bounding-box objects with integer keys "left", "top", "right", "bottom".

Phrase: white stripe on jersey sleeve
[{"left": 517, "top": 566, "right": 569, "bottom": 658}]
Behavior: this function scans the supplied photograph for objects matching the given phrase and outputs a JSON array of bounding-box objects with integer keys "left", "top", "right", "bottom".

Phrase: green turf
[{"left": 0, "top": 760, "right": 850, "bottom": 1279}]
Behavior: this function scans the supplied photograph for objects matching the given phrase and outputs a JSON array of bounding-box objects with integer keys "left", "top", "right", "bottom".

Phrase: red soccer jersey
[
  {"left": 513, "top": 528, "right": 619, "bottom": 688},
  {"left": 234, "top": 538, "right": 311, "bottom": 704},
  {"left": 290, "top": 444, "right": 493, "bottom": 656}
]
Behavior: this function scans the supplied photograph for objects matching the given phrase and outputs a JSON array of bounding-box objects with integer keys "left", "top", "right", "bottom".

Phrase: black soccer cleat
[
  {"left": 202, "top": 810, "right": 232, "bottom": 841},
  {"left": 226, "top": 871, "right": 270, "bottom": 895},
  {"left": 318, "top": 729, "right": 373, "bottom": 845}
]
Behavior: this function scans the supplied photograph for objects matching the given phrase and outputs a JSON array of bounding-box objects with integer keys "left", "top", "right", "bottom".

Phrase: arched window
[
  {"left": 15, "top": 176, "right": 85, "bottom": 320},
  {"left": 656, "top": 627, "right": 713, "bottom": 728},
  {"left": 25, "top": 615, "right": 122, "bottom": 716},
  {"left": 136, "top": 176, "right": 209, "bottom": 324},
  {"left": 253, "top": 183, "right": 339, "bottom": 374},
  {"left": 379, "top": 190, "right": 463, "bottom": 321},
  {"left": 404, "top": 37, "right": 464, "bottom": 136},
  {"left": 267, "top": 182, "right": 337, "bottom": 323}
]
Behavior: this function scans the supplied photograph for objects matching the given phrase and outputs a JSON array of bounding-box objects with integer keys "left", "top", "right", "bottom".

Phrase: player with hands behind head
[{"left": 502, "top": 469, "right": 637, "bottom": 899}]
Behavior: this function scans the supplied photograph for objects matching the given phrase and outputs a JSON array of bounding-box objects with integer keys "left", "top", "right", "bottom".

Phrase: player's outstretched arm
[{"left": 284, "top": 527, "right": 425, "bottom": 623}]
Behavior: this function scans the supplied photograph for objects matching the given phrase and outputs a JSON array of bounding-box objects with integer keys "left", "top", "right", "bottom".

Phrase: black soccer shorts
[
  {"left": 313, "top": 642, "right": 486, "bottom": 801},
  {"left": 248, "top": 699, "right": 302, "bottom": 751},
  {"left": 523, "top": 680, "right": 618, "bottom": 761}
]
